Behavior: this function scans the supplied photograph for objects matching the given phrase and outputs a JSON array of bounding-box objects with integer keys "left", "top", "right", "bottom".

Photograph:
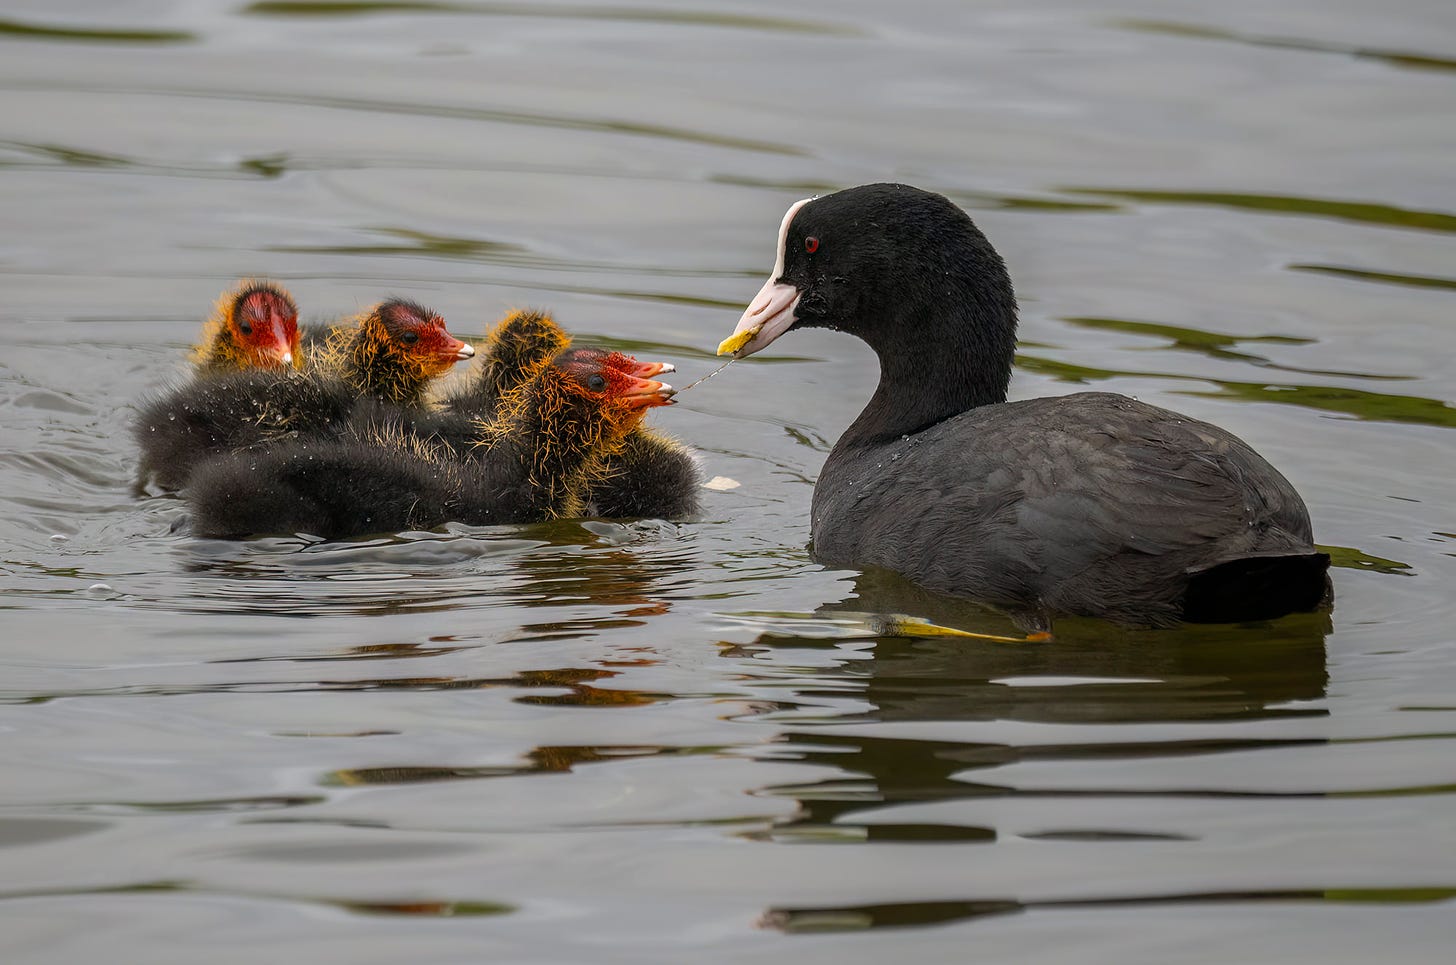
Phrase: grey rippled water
[{"left": 1, "top": 1, "right": 1454, "bottom": 962}]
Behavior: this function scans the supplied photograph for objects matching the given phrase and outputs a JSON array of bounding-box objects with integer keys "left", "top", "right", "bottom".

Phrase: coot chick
[
  {"left": 135, "top": 298, "right": 472, "bottom": 489},
  {"left": 409, "top": 343, "right": 672, "bottom": 453},
  {"left": 583, "top": 427, "right": 702, "bottom": 519},
  {"left": 314, "top": 297, "right": 475, "bottom": 407},
  {"left": 441, "top": 309, "right": 574, "bottom": 420},
  {"left": 187, "top": 351, "right": 676, "bottom": 539},
  {"left": 442, "top": 309, "right": 672, "bottom": 414},
  {"left": 720, "top": 183, "right": 1329, "bottom": 629},
  {"left": 442, "top": 309, "right": 700, "bottom": 518},
  {"left": 193, "top": 280, "right": 301, "bottom": 373}
]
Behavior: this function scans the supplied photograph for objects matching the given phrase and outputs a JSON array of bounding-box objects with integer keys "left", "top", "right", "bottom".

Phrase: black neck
[{"left": 838, "top": 292, "right": 1015, "bottom": 450}]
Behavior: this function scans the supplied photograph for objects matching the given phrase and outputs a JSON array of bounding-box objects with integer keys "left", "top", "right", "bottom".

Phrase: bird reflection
[
  {"left": 748, "top": 567, "right": 1331, "bottom": 725},
  {"left": 727, "top": 567, "right": 1331, "bottom": 847}
]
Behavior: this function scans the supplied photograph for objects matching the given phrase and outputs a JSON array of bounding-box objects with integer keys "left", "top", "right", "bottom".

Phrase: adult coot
[{"left": 719, "top": 183, "right": 1329, "bottom": 629}]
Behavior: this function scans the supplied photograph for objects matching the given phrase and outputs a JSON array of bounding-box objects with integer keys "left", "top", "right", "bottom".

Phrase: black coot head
[{"left": 721, "top": 183, "right": 1015, "bottom": 360}]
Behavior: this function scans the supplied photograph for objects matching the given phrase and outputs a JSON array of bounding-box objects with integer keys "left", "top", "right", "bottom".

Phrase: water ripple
[
  {"left": 1290, "top": 264, "right": 1456, "bottom": 293},
  {"left": 242, "top": 1, "right": 863, "bottom": 36},
  {"left": 1117, "top": 18, "right": 1456, "bottom": 74},
  {"left": 763, "top": 886, "right": 1456, "bottom": 933},
  {"left": 1062, "top": 188, "right": 1456, "bottom": 235},
  {"left": 0, "top": 17, "right": 192, "bottom": 44}
]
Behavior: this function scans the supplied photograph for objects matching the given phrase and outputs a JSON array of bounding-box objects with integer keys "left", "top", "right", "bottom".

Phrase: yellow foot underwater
[{"left": 829, "top": 611, "right": 1053, "bottom": 644}]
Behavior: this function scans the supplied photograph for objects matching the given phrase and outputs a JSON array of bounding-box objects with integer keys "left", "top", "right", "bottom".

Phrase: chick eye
[
  {"left": 587, "top": 374, "right": 607, "bottom": 392},
  {"left": 238, "top": 322, "right": 253, "bottom": 335},
  {"left": 804, "top": 236, "right": 820, "bottom": 254},
  {"left": 400, "top": 331, "right": 420, "bottom": 344}
]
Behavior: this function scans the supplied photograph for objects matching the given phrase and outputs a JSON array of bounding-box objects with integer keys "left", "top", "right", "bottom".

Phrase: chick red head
[
  {"left": 555, "top": 352, "right": 676, "bottom": 411},
  {"left": 373, "top": 299, "right": 475, "bottom": 376},
  {"left": 558, "top": 347, "right": 676, "bottom": 381},
  {"left": 228, "top": 282, "right": 300, "bottom": 368}
]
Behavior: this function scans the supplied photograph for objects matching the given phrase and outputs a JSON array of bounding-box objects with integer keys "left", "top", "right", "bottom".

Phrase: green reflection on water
[
  {"left": 242, "top": 1, "right": 861, "bottom": 36},
  {"left": 270, "top": 227, "right": 532, "bottom": 264},
  {"left": 1319, "top": 545, "right": 1413, "bottom": 575},
  {"left": 0, "top": 17, "right": 193, "bottom": 44},
  {"left": 1290, "top": 264, "right": 1456, "bottom": 292},
  {"left": 0, "top": 139, "right": 306, "bottom": 181},
  {"left": 763, "top": 886, "right": 1456, "bottom": 933},
  {"left": 1015, "top": 353, "right": 1456, "bottom": 429},
  {"left": 1330, "top": 782, "right": 1456, "bottom": 799},
  {"left": 339, "top": 899, "right": 514, "bottom": 917},
  {"left": 0, "top": 880, "right": 516, "bottom": 918},
  {"left": 712, "top": 180, "right": 1126, "bottom": 214},
  {"left": 993, "top": 197, "right": 1122, "bottom": 213},
  {"left": 1117, "top": 19, "right": 1456, "bottom": 74},
  {"left": 269, "top": 226, "right": 749, "bottom": 278},
  {"left": 1063, "top": 188, "right": 1456, "bottom": 234},
  {"left": 1063, "top": 316, "right": 1313, "bottom": 364},
  {"left": 1186, "top": 380, "right": 1456, "bottom": 429},
  {"left": 1322, "top": 888, "right": 1456, "bottom": 902},
  {"left": 1, "top": 142, "right": 131, "bottom": 168}
]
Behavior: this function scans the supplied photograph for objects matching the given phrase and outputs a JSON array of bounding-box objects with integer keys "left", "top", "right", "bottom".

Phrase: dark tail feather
[{"left": 1182, "top": 552, "right": 1332, "bottom": 624}]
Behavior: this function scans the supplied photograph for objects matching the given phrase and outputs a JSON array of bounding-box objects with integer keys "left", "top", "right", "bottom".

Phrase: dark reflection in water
[
  {"left": 730, "top": 569, "right": 1329, "bottom": 843},
  {"left": 1059, "top": 316, "right": 1408, "bottom": 382},
  {"left": 328, "top": 743, "right": 688, "bottom": 787},
  {"left": 215, "top": 639, "right": 468, "bottom": 664},
  {"left": 1016, "top": 352, "right": 1456, "bottom": 429},
  {"left": 168, "top": 518, "right": 692, "bottom": 620},
  {"left": 0, "top": 139, "right": 298, "bottom": 181},
  {"left": 0, "top": 879, "right": 516, "bottom": 918},
  {"left": 1289, "top": 264, "right": 1456, "bottom": 293},
  {"left": 103, "top": 664, "right": 674, "bottom": 703},
  {"left": 775, "top": 568, "right": 1331, "bottom": 725},
  {"left": 1064, "top": 187, "right": 1456, "bottom": 234},
  {"left": 0, "top": 17, "right": 192, "bottom": 44},
  {"left": 1185, "top": 381, "right": 1456, "bottom": 429},
  {"left": 1117, "top": 18, "right": 1456, "bottom": 74},
  {"left": 2, "top": 1, "right": 1453, "bottom": 957},
  {"left": 241, "top": 1, "right": 862, "bottom": 37},
  {"left": 762, "top": 886, "right": 1456, "bottom": 933}
]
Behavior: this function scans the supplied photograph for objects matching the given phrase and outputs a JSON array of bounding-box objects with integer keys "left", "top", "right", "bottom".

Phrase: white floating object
[{"left": 702, "top": 476, "right": 741, "bottom": 491}]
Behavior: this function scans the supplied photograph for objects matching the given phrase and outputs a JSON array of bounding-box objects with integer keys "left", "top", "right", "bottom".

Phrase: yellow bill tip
[{"left": 717, "top": 326, "right": 760, "bottom": 357}]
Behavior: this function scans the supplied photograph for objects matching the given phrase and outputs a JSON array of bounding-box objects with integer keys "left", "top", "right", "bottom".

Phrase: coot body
[{"left": 722, "top": 183, "right": 1329, "bottom": 628}]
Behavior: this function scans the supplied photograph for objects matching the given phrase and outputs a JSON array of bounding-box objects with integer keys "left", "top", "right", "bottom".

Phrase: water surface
[{"left": 2, "top": 1, "right": 1455, "bottom": 962}]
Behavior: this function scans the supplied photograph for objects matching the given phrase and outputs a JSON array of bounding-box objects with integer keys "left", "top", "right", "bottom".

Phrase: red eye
[{"left": 804, "top": 236, "right": 819, "bottom": 254}]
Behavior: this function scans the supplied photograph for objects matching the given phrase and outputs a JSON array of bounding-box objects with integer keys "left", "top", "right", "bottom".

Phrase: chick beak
[
  {"left": 626, "top": 360, "right": 675, "bottom": 378},
  {"left": 263, "top": 330, "right": 295, "bottom": 368},
  {"left": 618, "top": 374, "right": 676, "bottom": 408},
  {"left": 442, "top": 337, "right": 475, "bottom": 362}
]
